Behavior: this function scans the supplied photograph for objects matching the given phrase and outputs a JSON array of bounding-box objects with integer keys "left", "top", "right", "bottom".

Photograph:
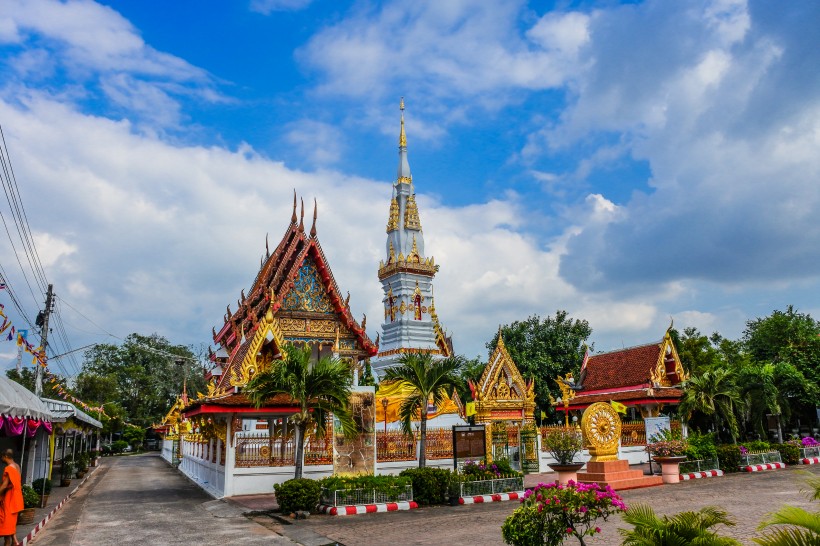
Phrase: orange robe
[{"left": 0, "top": 465, "right": 24, "bottom": 535}]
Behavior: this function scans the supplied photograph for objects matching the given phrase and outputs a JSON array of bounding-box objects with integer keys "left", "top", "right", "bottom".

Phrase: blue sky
[{"left": 0, "top": 0, "right": 818, "bottom": 378}]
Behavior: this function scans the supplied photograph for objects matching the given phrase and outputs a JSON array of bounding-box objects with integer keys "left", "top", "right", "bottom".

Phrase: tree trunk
[
  {"left": 418, "top": 410, "right": 427, "bottom": 468},
  {"left": 294, "top": 424, "right": 306, "bottom": 480}
]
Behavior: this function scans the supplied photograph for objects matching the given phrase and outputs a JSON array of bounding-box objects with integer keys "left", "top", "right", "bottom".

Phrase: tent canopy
[
  {"left": 41, "top": 398, "right": 102, "bottom": 429},
  {"left": 0, "top": 376, "right": 54, "bottom": 421}
]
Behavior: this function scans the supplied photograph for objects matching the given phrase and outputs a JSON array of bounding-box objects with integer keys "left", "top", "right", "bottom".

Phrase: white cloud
[
  {"left": 283, "top": 120, "right": 344, "bottom": 165},
  {"left": 250, "top": 0, "right": 313, "bottom": 14}
]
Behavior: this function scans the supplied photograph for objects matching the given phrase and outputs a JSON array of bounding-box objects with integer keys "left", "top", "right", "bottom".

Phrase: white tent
[{"left": 0, "top": 375, "right": 53, "bottom": 421}]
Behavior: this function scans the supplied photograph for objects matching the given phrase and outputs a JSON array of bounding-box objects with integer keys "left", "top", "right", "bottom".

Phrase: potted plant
[
  {"left": 60, "top": 458, "right": 75, "bottom": 487},
  {"left": 646, "top": 433, "right": 688, "bottom": 484},
  {"left": 18, "top": 485, "right": 40, "bottom": 525},
  {"left": 76, "top": 452, "right": 90, "bottom": 478},
  {"left": 33, "top": 478, "right": 51, "bottom": 507},
  {"left": 544, "top": 427, "right": 585, "bottom": 485}
]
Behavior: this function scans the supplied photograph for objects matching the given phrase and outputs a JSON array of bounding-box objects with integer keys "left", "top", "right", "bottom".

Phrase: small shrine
[
  {"left": 467, "top": 331, "right": 536, "bottom": 424},
  {"left": 567, "top": 327, "right": 688, "bottom": 419}
]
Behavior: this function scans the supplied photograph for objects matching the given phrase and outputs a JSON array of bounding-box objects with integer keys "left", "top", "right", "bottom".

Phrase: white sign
[{"left": 644, "top": 416, "right": 671, "bottom": 443}]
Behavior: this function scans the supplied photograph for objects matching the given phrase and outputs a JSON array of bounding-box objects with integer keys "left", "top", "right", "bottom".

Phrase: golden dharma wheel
[{"left": 581, "top": 402, "right": 621, "bottom": 462}]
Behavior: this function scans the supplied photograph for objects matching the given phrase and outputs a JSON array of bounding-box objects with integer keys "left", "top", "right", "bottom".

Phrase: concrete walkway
[{"left": 29, "top": 453, "right": 297, "bottom": 545}]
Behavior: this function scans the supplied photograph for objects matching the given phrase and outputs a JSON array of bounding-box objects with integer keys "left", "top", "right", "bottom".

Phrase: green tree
[
  {"left": 678, "top": 368, "right": 743, "bottom": 443},
  {"left": 620, "top": 504, "right": 742, "bottom": 545},
  {"left": 489, "top": 311, "right": 592, "bottom": 419},
  {"left": 81, "top": 333, "right": 204, "bottom": 427},
  {"left": 454, "top": 356, "right": 486, "bottom": 406},
  {"left": 245, "top": 343, "right": 356, "bottom": 479},
  {"left": 744, "top": 306, "right": 820, "bottom": 386},
  {"left": 381, "top": 352, "right": 464, "bottom": 468}
]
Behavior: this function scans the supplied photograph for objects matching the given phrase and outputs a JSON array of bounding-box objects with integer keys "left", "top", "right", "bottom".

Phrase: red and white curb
[
  {"left": 459, "top": 491, "right": 523, "bottom": 505},
  {"left": 316, "top": 501, "right": 418, "bottom": 516},
  {"left": 680, "top": 469, "right": 723, "bottom": 480},
  {"left": 22, "top": 467, "right": 97, "bottom": 545},
  {"left": 800, "top": 457, "right": 819, "bottom": 465},
  {"left": 742, "top": 462, "right": 786, "bottom": 472}
]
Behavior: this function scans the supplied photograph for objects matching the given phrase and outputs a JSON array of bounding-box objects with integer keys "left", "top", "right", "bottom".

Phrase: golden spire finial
[{"left": 399, "top": 98, "right": 407, "bottom": 148}]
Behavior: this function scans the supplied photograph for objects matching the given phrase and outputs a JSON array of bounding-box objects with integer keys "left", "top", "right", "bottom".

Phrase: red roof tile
[{"left": 580, "top": 342, "right": 662, "bottom": 391}]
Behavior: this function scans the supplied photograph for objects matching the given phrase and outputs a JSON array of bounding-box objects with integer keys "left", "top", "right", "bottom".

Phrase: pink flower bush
[{"left": 502, "top": 481, "right": 626, "bottom": 545}]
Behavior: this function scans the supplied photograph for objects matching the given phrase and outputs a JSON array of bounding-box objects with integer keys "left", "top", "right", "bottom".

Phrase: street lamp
[{"left": 381, "top": 398, "right": 389, "bottom": 435}]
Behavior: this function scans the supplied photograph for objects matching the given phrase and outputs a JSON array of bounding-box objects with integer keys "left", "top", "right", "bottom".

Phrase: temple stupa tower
[{"left": 372, "top": 99, "right": 452, "bottom": 377}]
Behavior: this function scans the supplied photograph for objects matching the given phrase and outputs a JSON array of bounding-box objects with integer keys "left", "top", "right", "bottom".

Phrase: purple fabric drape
[
  {"left": 0, "top": 415, "right": 53, "bottom": 436},
  {"left": 3, "top": 416, "right": 26, "bottom": 436}
]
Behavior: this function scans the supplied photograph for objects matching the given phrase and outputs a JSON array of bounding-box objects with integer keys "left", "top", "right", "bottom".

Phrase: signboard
[
  {"left": 644, "top": 416, "right": 671, "bottom": 443},
  {"left": 452, "top": 425, "right": 486, "bottom": 469}
]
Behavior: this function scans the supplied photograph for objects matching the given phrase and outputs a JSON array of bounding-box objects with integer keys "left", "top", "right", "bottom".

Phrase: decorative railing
[
  {"left": 376, "top": 430, "right": 417, "bottom": 462},
  {"left": 740, "top": 451, "right": 782, "bottom": 467},
  {"left": 454, "top": 476, "right": 524, "bottom": 498},
  {"left": 679, "top": 458, "right": 719, "bottom": 474},
  {"left": 321, "top": 485, "right": 413, "bottom": 507},
  {"left": 425, "top": 427, "right": 454, "bottom": 460},
  {"left": 799, "top": 446, "right": 820, "bottom": 459},
  {"left": 234, "top": 433, "right": 332, "bottom": 468},
  {"left": 541, "top": 420, "right": 682, "bottom": 450}
]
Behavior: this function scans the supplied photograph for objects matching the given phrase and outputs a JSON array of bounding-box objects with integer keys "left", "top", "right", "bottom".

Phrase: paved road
[
  {"left": 30, "top": 454, "right": 296, "bottom": 546},
  {"left": 29, "top": 454, "right": 820, "bottom": 545},
  {"left": 294, "top": 464, "right": 820, "bottom": 545}
]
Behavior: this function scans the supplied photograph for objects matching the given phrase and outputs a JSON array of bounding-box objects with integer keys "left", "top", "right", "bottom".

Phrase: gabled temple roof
[
  {"left": 568, "top": 329, "right": 688, "bottom": 409},
  {"left": 466, "top": 331, "right": 535, "bottom": 422},
  {"left": 210, "top": 194, "right": 376, "bottom": 395}
]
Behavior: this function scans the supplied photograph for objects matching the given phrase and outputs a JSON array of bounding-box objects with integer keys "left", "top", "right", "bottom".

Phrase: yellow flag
[
  {"left": 610, "top": 400, "right": 627, "bottom": 414},
  {"left": 540, "top": 410, "right": 547, "bottom": 419},
  {"left": 465, "top": 402, "right": 476, "bottom": 417}
]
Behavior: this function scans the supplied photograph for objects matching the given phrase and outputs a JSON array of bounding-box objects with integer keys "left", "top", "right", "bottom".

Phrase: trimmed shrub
[
  {"left": 399, "top": 467, "right": 451, "bottom": 506},
  {"left": 111, "top": 440, "right": 129, "bottom": 453},
  {"left": 274, "top": 478, "right": 322, "bottom": 515},
  {"left": 772, "top": 443, "right": 800, "bottom": 465},
  {"left": 319, "top": 474, "right": 411, "bottom": 498},
  {"left": 684, "top": 432, "right": 718, "bottom": 461},
  {"left": 32, "top": 478, "right": 52, "bottom": 495},
  {"left": 716, "top": 445, "right": 742, "bottom": 472},
  {"left": 745, "top": 440, "right": 771, "bottom": 452}
]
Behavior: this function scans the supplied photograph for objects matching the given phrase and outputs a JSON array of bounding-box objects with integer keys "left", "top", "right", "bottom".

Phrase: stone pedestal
[{"left": 576, "top": 459, "right": 663, "bottom": 490}]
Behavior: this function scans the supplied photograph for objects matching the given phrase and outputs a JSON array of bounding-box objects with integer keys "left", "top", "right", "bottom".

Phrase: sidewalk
[{"left": 18, "top": 461, "right": 104, "bottom": 544}]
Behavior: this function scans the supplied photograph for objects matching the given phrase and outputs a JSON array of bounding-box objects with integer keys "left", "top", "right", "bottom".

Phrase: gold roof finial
[{"left": 399, "top": 97, "right": 407, "bottom": 148}]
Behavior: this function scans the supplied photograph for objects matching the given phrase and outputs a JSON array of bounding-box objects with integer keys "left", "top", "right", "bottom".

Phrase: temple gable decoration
[
  {"left": 205, "top": 194, "right": 377, "bottom": 398},
  {"left": 467, "top": 331, "right": 535, "bottom": 423}
]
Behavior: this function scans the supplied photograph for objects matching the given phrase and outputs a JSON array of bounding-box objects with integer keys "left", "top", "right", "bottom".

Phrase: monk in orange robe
[{"left": 0, "top": 449, "right": 24, "bottom": 546}]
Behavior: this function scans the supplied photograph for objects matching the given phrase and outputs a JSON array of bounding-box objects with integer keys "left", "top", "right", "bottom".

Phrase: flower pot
[
  {"left": 40, "top": 494, "right": 49, "bottom": 508},
  {"left": 17, "top": 507, "right": 36, "bottom": 525},
  {"left": 653, "top": 456, "right": 687, "bottom": 484},
  {"left": 77, "top": 471, "right": 86, "bottom": 479},
  {"left": 548, "top": 463, "right": 585, "bottom": 485},
  {"left": 61, "top": 478, "right": 72, "bottom": 488}
]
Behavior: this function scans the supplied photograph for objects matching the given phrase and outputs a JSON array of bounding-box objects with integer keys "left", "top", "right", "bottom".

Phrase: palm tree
[
  {"left": 381, "top": 352, "right": 464, "bottom": 468},
  {"left": 678, "top": 367, "right": 744, "bottom": 443},
  {"left": 245, "top": 343, "right": 356, "bottom": 479},
  {"left": 619, "top": 503, "right": 742, "bottom": 545},
  {"left": 753, "top": 474, "right": 820, "bottom": 545}
]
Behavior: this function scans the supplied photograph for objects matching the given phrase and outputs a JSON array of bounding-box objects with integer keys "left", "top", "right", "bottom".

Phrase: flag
[
  {"left": 580, "top": 345, "right": 589, "bottom": 374},
  {"left": 0, "top": 282, "right": 6, "bottom": 289},
  {"left": 465, "top": 402, "right": 476, "bottom": 417},
  {"left": 610, "top": 400, "right": 627, "bottom": 414},
  {"left": 540, "top": 410, "right": 547, "bottom": 419},
  {"left": 6, "top": 326, "right": 14, "bottom": 341}
]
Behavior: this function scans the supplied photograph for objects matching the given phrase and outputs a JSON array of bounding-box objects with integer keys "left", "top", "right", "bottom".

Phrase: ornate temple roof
[
  {"left": 465, "top": 331, "right": 535, "bottom": 422},
  {"left": 207, "top": 194, "right": 377, "bottom": 397},
  {"left": 568, "top": 329, "right": 688, "bottom": 409}
]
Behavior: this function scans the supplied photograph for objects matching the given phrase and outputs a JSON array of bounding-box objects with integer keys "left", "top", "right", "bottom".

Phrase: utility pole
[{"left": 35, "top": 284, "right": 54, "bottom": 397}]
